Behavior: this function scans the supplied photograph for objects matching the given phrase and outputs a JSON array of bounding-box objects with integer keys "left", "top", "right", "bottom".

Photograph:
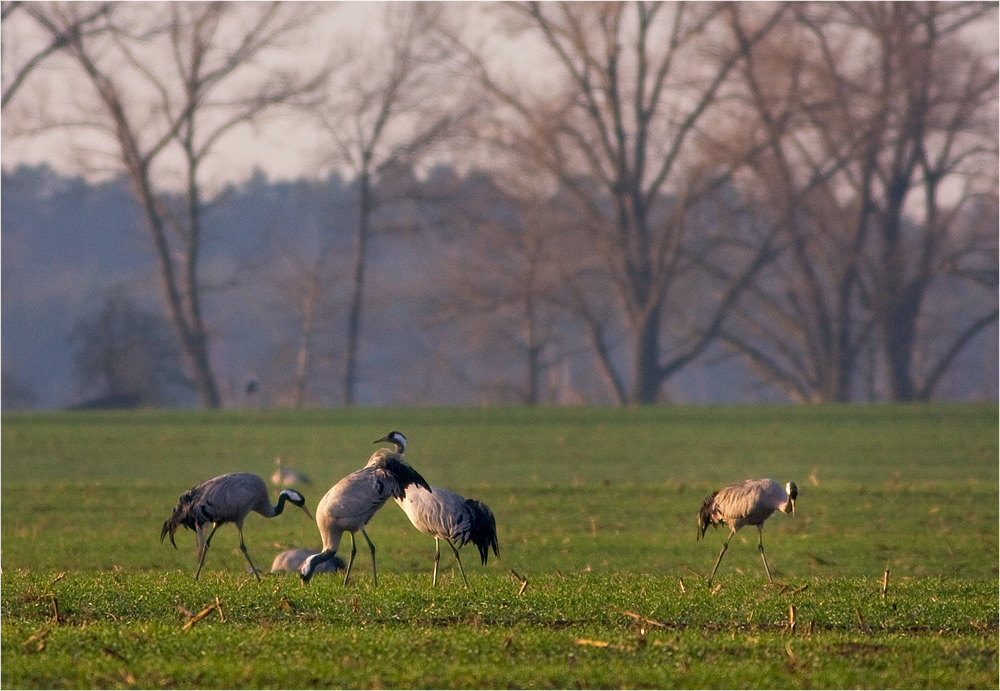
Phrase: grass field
[{"left": 2, "top": 404, "right": 997, "bottom": 688}]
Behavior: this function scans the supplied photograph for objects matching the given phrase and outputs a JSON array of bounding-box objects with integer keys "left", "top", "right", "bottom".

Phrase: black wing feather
[{"left": 382, "top": 457, "right": 431, "bottom": 500}]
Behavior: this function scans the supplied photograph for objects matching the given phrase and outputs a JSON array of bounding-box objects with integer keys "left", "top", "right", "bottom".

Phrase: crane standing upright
[
  {"left": 697, "top": 478, "right": 797, "bottom": 585},
  {"left": 395, "top": 484, "right": 499, "bottom": 587},
  {"left": 299, "top": 431, "right": 430, "bottom": 586},
  {"left": 161, "top": 472, "right": 312, "bottom": 581}
]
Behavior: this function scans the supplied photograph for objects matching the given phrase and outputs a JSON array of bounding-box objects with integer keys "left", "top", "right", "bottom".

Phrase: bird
[
  {"left": 161, "top": 472, "right": 312, "bottom": 581},
  {"left": 697, "top": 478, "right": 797, "bottom": 585},
  {"left": 395, "top": 484, "right": 499, "bottom": 587},
  {"left": 271, "top": 548, "right": 344, "bottom": 575},
  {"left": 299, "top": 431, "right": 431, "bottom": 586},
  {"left": 272, "top": 457, "right": 311, "bottom": 486}
]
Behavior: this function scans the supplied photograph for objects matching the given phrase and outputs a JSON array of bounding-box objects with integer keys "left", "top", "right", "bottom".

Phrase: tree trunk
[{"left": 344, "top": 167, "right": 373, "bottom": 407}]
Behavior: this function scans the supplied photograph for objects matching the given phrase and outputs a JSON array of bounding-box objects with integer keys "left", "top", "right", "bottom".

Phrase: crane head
[
  {"left": 374, "top": 431, "right": 407, "bottom": 454},
  {"left": 697, "top": 491, "right": 719, "bottom": 540},
  {"left": 279, "top": 488, "right": 312, "bottom": 520},
  {"left": 785, "top": 482, "right": 798, "bottom": 516}
]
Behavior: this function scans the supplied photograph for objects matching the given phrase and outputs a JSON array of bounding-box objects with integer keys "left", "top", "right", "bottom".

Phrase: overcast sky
[{"left": 0, "top": 2, "right": 499, "bottom": 188}]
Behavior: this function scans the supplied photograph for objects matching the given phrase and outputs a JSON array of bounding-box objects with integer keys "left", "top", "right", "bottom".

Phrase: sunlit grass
[
  {"left": 1, "top": 404, "right": 996, "bottom": 688},
  {"left": 2, "top": 571, "right": 996, "bottom": 689}
]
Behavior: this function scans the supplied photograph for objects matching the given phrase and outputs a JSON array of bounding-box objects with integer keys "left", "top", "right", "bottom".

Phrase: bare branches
[
  {"left": 2, "top": 1, "right": 113, "bottom": 108},
  {"left": 21, "top": 2, "right": 327, "bottom": 407}
]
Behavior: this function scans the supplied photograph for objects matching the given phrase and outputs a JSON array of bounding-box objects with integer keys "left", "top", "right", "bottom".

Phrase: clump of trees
[
  {"left": 69, "top": 290, "right": 189, "bottom": 407},
  {"left": 3, "top": 1, "right": 996, "bottom": 407}
]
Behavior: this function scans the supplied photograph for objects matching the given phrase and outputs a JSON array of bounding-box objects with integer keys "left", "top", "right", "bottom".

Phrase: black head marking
[{"left": 374, "top": 430, "right": 407, "bottom": 454}]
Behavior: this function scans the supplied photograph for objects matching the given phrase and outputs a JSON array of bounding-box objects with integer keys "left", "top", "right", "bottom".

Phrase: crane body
[
  {"left": 272, "top": 457, "right": 310, "bottom": 486},
  {"left": 396, "top": 485, "right": 499, "bottom": 587}
]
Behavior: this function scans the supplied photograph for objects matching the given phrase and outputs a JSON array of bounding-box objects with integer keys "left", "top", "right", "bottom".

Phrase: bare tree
[
  {"left": 315, "top": 3, "right": 469, "bottom": 406},
  {"left": 19, "top": 2, "right": 325, "bottom": 407},
  {"left": 856, "top": 2, "right": 998, "bottom": 400},
  {"left": 721, "top": 1, "right": 998, "bottom": 401},
  {"left": 267, "top": 240, "right": 347, "bottom": 407},
  {"left": 452, "top": 2, "right": 788, "bottom": 404},
  {"left": 428, "top": 172, "right": 566, "bottom": 404}
]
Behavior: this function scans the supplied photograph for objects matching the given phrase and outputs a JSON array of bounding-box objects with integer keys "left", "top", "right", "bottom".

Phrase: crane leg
[
  {"left": 343, "top": 533, "right": 358, "bottom": 586},
  {"left": 237, "top": 527, "right": 261, "bottom": 581},
  {"left": 446, "top": 539, "right": 470, "bottom": 588},
  {"left": 361, "top": 529, "right": 377, "bottom": 588},
  {"left": 707, "top": 530, "right": 735, "bottom": 585},
  {"left": 757, "top": 526, "right": 772, "bottom": 583},
  {"left": 195, "top": 523, "right": 221, "bottom": 581},
  {"left": 432, "top": 537, "right": 441, "bottom": 587}
]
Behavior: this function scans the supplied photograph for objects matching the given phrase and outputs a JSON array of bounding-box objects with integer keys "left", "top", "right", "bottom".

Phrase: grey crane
[
  {"left": 161, "top": 472, "right": 312, "bottom": 581},
  {"left": 272, "top": 457, "right": 311, "bottom": 486},
  {"left": 697, "top": 478, "right": 797, "bottom": 585},
  {"left": 396, "top": 484, "right": 499, "bottom": 587},
  {"left": 299, "top": 431, "right": 430, "bottom": 586},
  {"left": 271, "top": 548, "right": 345, "bottom": 575}
]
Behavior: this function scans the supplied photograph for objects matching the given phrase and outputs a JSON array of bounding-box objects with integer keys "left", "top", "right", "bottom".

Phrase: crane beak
[
  {"left": 789, "top": 498, "right": 795, "bottom": 517},
  {"left": 300, "top": 504, "right": 313, "bottom": 520},
  {"left": 373, "top": 435, "right": 390, "bottom": 444}
]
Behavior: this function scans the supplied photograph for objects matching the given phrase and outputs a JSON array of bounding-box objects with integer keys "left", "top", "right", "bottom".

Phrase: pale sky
[{"left": 1, "top": 2, "right": 515, "bottom": 190}]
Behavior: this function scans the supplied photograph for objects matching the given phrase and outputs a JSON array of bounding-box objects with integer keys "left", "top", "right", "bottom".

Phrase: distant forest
[{"left": 2, "top": 162, "right": 996, "bottom": 410}]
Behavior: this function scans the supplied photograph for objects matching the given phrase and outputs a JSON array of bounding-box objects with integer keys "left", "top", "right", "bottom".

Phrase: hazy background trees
[
  {"left": 69, "top": 289, "right": 189, "bottom": 407},
  {"left": 9, "top": 1, "right": 325, "bottom": 407},
  {"left": 719, "top": 1, "right": 998, "bottom": 401},
  {"left": 314, "top": 2, "right": 470, "bottom": 406},
  {"left": 450, "top": 2, "right": 792, "bottom": 404},
  {"left": 2, "top": 1, "right": 996, "bottom": 409}
]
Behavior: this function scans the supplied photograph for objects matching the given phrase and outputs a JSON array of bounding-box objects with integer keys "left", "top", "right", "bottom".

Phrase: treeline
[
  {"left": 2, "top": 2, "right": 996, "bottom": 408},
  {"left": 2, "top": 161, "right": 995, "bottom": 408}
]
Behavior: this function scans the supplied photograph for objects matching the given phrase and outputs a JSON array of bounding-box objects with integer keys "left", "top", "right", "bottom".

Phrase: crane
[
  {"left": 396, "top": 484, "right": 499, "bottom": 587},
  {"left": 160, "top": 472, "right": 312, "bottom": 581},
  {"left": 299, "top": 431, "right": 430, "bottom": 586},
  {"left": 272, "top": 457, "right": 311, "bottom": 486},
  {"left": 271, "top": 548, "right": 344, "bottom": 575},
  {"left": 697, "top": 478, "right": 797, "bottom": 585}
]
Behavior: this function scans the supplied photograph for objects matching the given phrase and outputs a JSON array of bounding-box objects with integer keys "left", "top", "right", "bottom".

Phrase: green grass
[{"left": 2, "top": 404, "right": 997, "bottom": 688}]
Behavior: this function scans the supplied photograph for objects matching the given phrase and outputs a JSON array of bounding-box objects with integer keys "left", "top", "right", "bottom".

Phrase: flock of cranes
[{"left": 162, "top": 431, "right": 797, "bottom": 586}]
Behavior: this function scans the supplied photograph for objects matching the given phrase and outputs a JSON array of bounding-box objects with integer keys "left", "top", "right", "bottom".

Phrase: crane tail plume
[{"left": 465, "top": 498, "right": 499, "bottom": 565}]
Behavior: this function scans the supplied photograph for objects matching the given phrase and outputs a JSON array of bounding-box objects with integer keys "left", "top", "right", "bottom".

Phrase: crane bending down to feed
[
  {"left": 272, "top": 457, "right": 311, "bottom": 486},
  {"left": 299, "top": 431, "right": 430, "bottom": 586},
  {"left": 396, "top": 484, "right": 499, "bottom": 587},
  {"left": 271, "top": 548, "right": 344, "bottom": 575},
  {"left": 697, "top": 478, "right": 797, "bottom": 585},
  {"left": 161, "top": 473, "right": 312, "bottom": 581}
]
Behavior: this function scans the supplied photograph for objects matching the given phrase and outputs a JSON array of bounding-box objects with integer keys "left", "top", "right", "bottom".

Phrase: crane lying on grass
[
  {"left": 697, "top": 478, "right": 797, "bottom": 585},
  {"left": 271, "top": 548, "right": 344, "bottom": 575},
  {"left": 161, "top": 472, "right": 312, "bottom": 581},
  {"left": 299, "top": 431, "right": 430, "bottom": 586},
  {"left": 271, "top": 457, "right": 311, "bottom": 486}
]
